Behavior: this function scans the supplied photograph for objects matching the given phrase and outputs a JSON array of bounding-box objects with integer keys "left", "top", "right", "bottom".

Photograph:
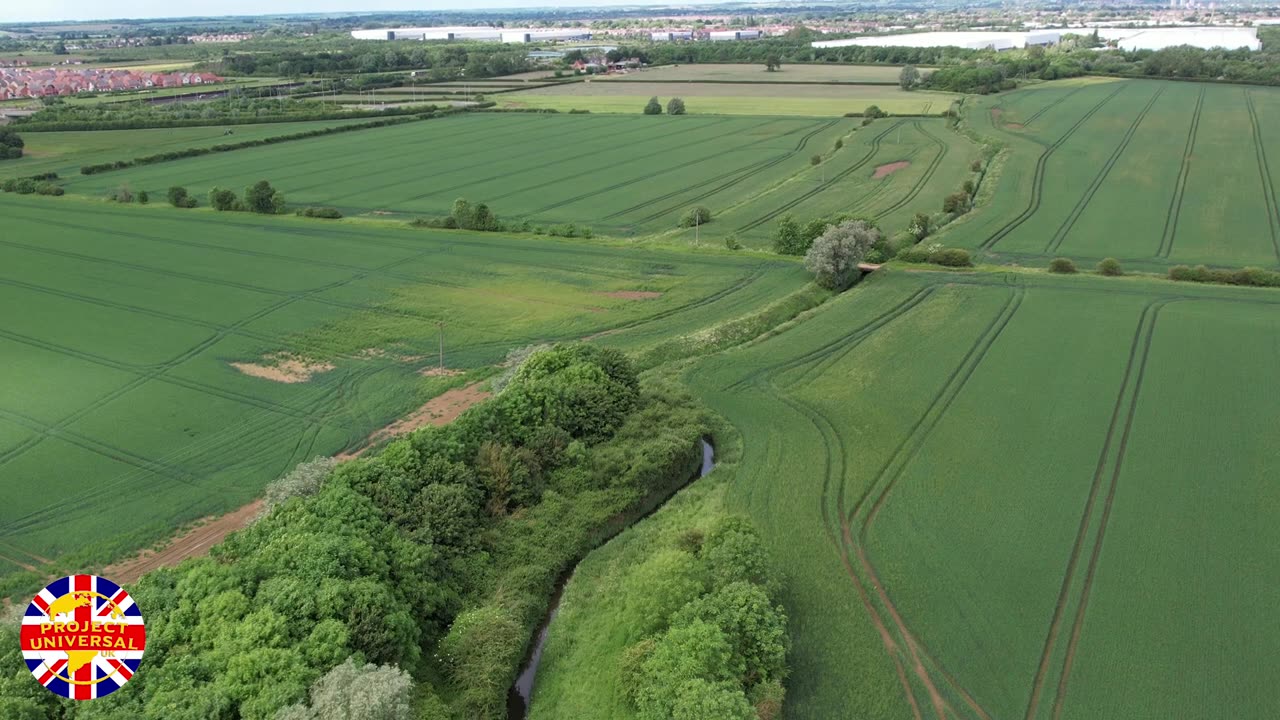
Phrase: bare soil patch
[
  {"left": 419, "top": 366, "right": 465, "bottom": 377},
  {"left": 231, "top": 353, "right": 334, "bottom": 383},
  {"left": 105, "top": 500, "right": 265, "bottom": 585},
  {"left": 338, "top": 382, "right": 491, "bottom": 459},
  {"left": 873, "top": 161, "right": 910, "bottom": 179},
  {"left": 598, "top": 290, "right": 663, "bottom": 300}
]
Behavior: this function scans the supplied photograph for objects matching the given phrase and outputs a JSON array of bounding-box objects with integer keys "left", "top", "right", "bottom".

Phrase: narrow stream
[{"left": 505, "top": 438, "right": 716, "bottom": 719}]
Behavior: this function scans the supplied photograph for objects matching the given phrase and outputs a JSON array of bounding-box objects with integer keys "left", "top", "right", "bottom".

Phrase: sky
[{"left": 1, "top": 1, "right": 730, "bottom": 25}]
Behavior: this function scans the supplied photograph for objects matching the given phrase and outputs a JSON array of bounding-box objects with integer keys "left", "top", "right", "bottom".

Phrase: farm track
[
  {"left": 1044, "top": 87, "right": 1165, "bottom": 255},
  {"left": 980, "top": 85, "right": 1125, "bottom": 252},
  {"left": 734, "top": 120, "right": 905, "bottom": 234},
  {"left": 1049, "top": 301, "right": 1173, "bottom": 720},
  {"left": 1157, "top": 88, "right": 1204, "bottom": 258},
  {"left": 1244, "top": 90, "right": 1280, "bottom": 262},
  {"left": 523, "top": 118, "right": 787, "bottom": 216},
  {"left": 872, "top": 121, "right": 948, "bottom": 221},
  {"left": 605, "top": 118, "right": 839, "bottom": 224},
  {"left": 1022, "top": 87, "right": 1083, "bottom": 127},
  {"left": 1021, "top": 299, "right": 1169, "bottom": 720},
  {"left": 844, "top": 284, "right": 1024, "bottom": 720},
  {"left": 337, "top": 115, "right": 716, "bottom": 208}
]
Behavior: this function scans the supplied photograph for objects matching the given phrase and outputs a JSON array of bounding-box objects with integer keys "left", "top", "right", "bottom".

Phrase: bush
[
  {"left": 942, "top": 191, "right": 970, "bottom": 214},
  {"left": 35, "top": 182, "right": 64, "bottom": 196},
  {"left": 897, "top": 245, "right": 930, "bottom": 263},
  {"left": 724, "top": 235, "right": 741, "bottom": 251},
  {"left": 680, "top": 206, "right": 712, "bottom": 228},
  {"left": 864, "top": 104, "right": 886, "bottom": 119},
  {"left": 167, "top": 185, "right": 196, "bottom": 208},
  {"left": 644, "top": 96, "right": 663, "bottom": 115},
  {"left": 970, "top": 159, "right": 983, "bottom": 172},
  {"left": 1168, "top": 265, "right": 1197, "bottom": 282},
  {"left": 860, "top": 117, "right": 873, "bottom": 126},
  {"left": 927, "top": 247, "right": 972, "bottom": 267},
  {"left": 245, "top": 179, "right": 285, "bottom": 214},
  {"left": 667, "top": 97, "right": 687, "bottom": 115},
  {"left": 111, "top": 183, "right": 133, "bottom": 203},
  {"left": 298, "top": 206, "right": 343, "bottom": 219},
  {"left": 810, "top": 154, "right": 822, "bottom": 166},
  {"left": 804, "top": 219, "right": 879, "bottom": 290},
  {"left": 834, "top": 138, "right": 843, "bottom": 150},
  {"left": 0, "top": 128, "right": 23, "bottom": 161},
  {"left": 137, "top": 190, "right": 149, "bottom": 204},
  {"left": 0, "top": 178, "right": 15, "bottom": 193},
  {"left": 1168, "top": 263, "right": 1280, "bottom": 287},
  {"left": 210, "top": 187, "right": 239, "bottom": 211},
  {"left": 1048, "top": 257, "right": 1078, "bottom": 274},
  {"left": 1096, "top": 257, "right": 1123, "bottom": 276}
]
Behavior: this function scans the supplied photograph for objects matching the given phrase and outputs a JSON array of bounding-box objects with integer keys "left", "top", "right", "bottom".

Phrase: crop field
[
  {"left": 0, "top": 192, "right": 808, "bottom": 590},
  {"left": 684, "top": 268, "right": 1280, "bottom": 720},
  {"left": 946, "top": 78, "right": 1280, "bottom": 269},
  {"left": 496, "top": 81, "right": 956, "bottom": 116},
  {"left": 58, "top": 113, "right": 974, "bottom": 245},
  {"left": 0, "top": 118, "right": 372, "bottom": 180},
  {"left": 615, "top": 62, "right": 929, "bottom": 83}
]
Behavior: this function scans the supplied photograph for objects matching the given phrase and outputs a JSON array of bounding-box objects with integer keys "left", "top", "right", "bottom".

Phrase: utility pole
[
  {"left": 695, "top": 213, "right": 700, "bottom": 246},
  {"left": 437, "top": 321, "right": 446, "bottom": 370}
]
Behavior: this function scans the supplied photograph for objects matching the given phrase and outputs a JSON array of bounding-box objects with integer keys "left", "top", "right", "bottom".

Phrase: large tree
[
  {"left": 899, "top": 64, "right": 920, "bottom": 90},
  {"left": 804, "top": 219, "right": 879, "bottom": 290}
]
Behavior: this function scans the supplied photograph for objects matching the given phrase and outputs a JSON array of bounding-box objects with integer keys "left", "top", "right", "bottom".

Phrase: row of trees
[
  {"left": 204, "top": 42, "right": 532, "bottom": 80},
  {"left": 210, "top": 180, "right": 287, "bottom": 214},
  {"left": 0, "top": 344, "right": 735, "bottom": 719}
]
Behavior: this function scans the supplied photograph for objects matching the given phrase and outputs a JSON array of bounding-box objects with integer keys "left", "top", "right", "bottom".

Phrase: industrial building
[
  {"left": 651, "top": 31, "right": 695, "bottom": 42},
  {"left": 349, "top": 27, "right": 591, "bottom": 43},
  {"left": 709, "top": 30, "right": 763, "bottom": 41},
  {"left": 813, "top": 31, "right": 1061, "bottom": 51},
  {"left": 1092, "top": 26, "right": 1260, "bottom": 51}
]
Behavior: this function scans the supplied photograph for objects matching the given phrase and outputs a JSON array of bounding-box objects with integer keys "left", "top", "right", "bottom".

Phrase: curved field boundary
[
  {"left": 1020, "top": 299, "right": 1170, "bottom": 720},
  {"left": 607, "top": 118, "right": 840, "bottom": 224},
  {"left": 1048, "top": 300, "right": 1175, "bottom": 720},
  {"left": 1244, "top": 90, "right": 1280, "bottom": 262},
  {"left": 979, "top": 85, "right": 1125, "bottom": 252},
  {"left": 1044, "top": 86, "right": 1165, "bottom": 255},
  {"left": 873, "top": 120, "right": 949, "bottom": 221},
  {"left": 1156, "top": 88, "right": 1204, "bottom": 259},
  {"left": 735, "top": 120, "right": 906, "bottom": 234},
  {"left": 1022, "top": 86, "right": 1084, "bottom": 127}
]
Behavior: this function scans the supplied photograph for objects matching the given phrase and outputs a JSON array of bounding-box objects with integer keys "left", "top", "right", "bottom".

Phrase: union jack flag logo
[{"left": 19, "top": 574, "right": 145, "bottom": 700}]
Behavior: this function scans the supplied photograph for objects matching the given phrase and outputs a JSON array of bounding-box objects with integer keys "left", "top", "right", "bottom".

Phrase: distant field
[
  {"left": 496, "top": 81, "right": 955, "bottom": 116},
  {"left": 57, "top": 113, "right": 974, "bottom": 244},
  {"left": 945, "top": 77, "right": 1280, "bottom": 269},
  {"left": 615, "top": 63, "right": 930, "bottom": 84},
  {"left": 685, "top": 267, "right": 1280, "bottom": 720},
  {"left": 0, "top": 118, "right": 373, "bottom": 180},
  {"left": 0, "top": 192, "right": 808, "bottom": 591}
]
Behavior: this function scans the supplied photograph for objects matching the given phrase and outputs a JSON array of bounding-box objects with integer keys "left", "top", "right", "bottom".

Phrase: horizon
[{"left": 2, "top": 1, "right": 744, "bottom": 26}]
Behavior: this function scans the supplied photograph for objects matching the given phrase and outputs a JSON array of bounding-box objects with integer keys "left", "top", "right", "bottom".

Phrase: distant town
[{"left": 0, "top": 67, "right": 222, "bottom": 99}]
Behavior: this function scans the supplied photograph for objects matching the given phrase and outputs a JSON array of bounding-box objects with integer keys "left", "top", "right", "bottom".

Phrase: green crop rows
[
  {"left": 0, "top": 192, "right": 807, "bottom": 586},
  {"left": 946, "top": 78, "right": 1280, "bottom": 269},
  {"left": 676, "top": 268, "right": 1280, "bottom": 720},
  {"left": 55, "top": 113, "right": 973, "bottom": 244}
]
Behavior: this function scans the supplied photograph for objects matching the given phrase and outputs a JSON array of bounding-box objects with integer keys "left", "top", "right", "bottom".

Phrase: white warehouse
[
  {"left": 709, "top": 30, "right": 763, "bottom": 41},
  {"left": 350, "top": 27, "right": 590, "bottom": 43},
  {"left": 1093, "top": 26, "right": 1260, "bottom": 51},
  {"left": 813, "top": 31, "right": 1061, "bottom": 51}
]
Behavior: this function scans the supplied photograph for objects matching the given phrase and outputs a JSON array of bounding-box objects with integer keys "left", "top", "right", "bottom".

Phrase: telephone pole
[{"left": 437, "top": 321, "right": 446, "bottom": 370}]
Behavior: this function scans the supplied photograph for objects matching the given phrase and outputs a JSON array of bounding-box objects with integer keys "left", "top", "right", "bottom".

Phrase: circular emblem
[{"left": 19, "top": 575, "right": 145, "bottom": 700}]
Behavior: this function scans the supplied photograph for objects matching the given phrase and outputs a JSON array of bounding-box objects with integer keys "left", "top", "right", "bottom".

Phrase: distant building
[
  {"left": 709, "top": 30, "right": 763, "bottom": 41},
  {"left": 651, "top": 31, "right": 694, "bottom": 41},
  {"left": 813, "top": 31, "right": 1060, "bottom": 50},
  {"left": 350, "top": 26, "right": 590, "bottom": 44}
]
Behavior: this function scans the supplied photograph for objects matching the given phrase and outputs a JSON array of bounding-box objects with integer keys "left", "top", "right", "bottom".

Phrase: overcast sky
[{"left": 2, "top": 1, "right": 733, "bottom": 25}]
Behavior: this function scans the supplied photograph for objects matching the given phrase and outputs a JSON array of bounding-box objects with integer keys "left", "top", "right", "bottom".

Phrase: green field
[
  {"left": 674, "top": 268, "right": 1280, "bottom": 720},
  {"left": 615, "top": 63, "right": 930, "bottom": 84},
  {"left": 497, "top": 80, "right": 955, "bottom": 116},
  {"left": 0, "top": 192, "right": 809, "bottom": 588},
  {"left": 945, "top": 78, "right": 1280, "bottom": 269},
  {"left": 0, "top": 118, "right": 373, "bottom": 180},
  {"left": 54, "top": 113, "right": 975, "bottom": 244}
]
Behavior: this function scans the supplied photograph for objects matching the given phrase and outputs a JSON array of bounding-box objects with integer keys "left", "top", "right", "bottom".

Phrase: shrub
[
  {"left": 834, "top": 138, "right": 844, "bottom": 150},
  {"left": 897, "top": 245, "right": 930, "bottom": 263},
  {"left": 0, "top": 128, "right": 23, "bottom": 161},
  {"left": 942, "top": 191, "right": 970, "bottom": 214},
  {"left": 245, "top": 179, "right": 285, "bottom": 214},
  {"left": 724, "top": 235, "right": 741, "bottom": 251},
  {"left": 680, "top": 206, "right": 712, "bottom": 228},
  {"left": 667, "top": 97, "right": 687, "bottom": 115},
  {"left": 887, "top": 230, "right": 918, "bottom": 258},
  {"left": 1096, "top": 257, "right": 1123, "bottom": 276},
  {"left": 209, "top": 187, "right": 238, "bottom": 211},
  {"left": 111, "top": 183, "right": 133, "bottom": 203},
  {"left": 167, "top": 185, "right": 196, "bottom": 208},
  {"left": 864, "top": 104, "right": 886, "bottom": 118},
  {"left": 35, "top": 182, "right": 64, "bottom": 196},
  {"left": 970, "top": 159, "right": 983, "bottom": 172},
  {"left": 861, "top": 117, "right": 873, "bottom": 126},
  {"left": 263, "top": 456, "right": 338, "bottom": 514},
  {"left": 804, "top": 219, "right": 879, "bottom": 290},
  {"left": 137, "top": 190, "right": 149, "bottom": 204},
  {"left": 644, "top": 96, "right": 663, "bottom": 115},
  {"left": 1169, "top": 265, "right": 1196, "bottom": 282},
  {"left": 0, "top": 178, "right": 15, "bottom": 193},
  {"left": 927, "top": 247, "right": 972, "bottom": 267},
  {"left": 1048, "top": 257, "right": 1078, "bottom": 274},
  {"left": 810, "top": 154, "right": 822, "bottom": 166},
  {"left": 298, "top": 206, "right": 343, "bottom": 219}
]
